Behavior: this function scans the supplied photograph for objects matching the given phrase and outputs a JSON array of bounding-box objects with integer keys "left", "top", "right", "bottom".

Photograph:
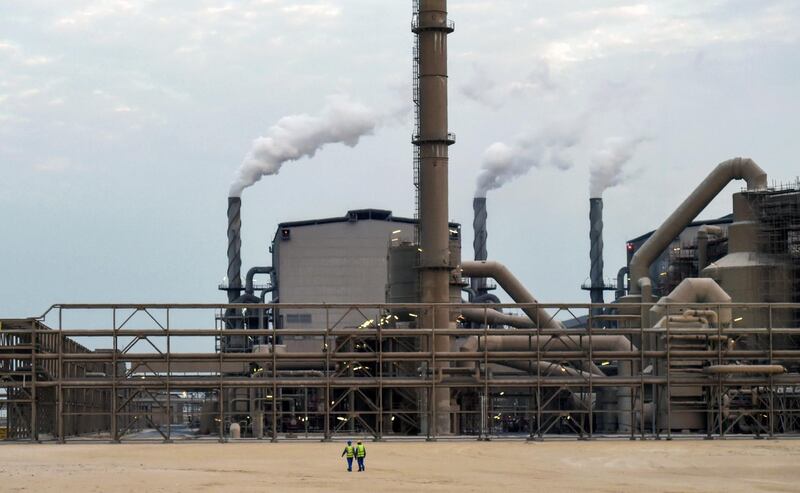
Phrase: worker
[
  {"left": 355, "top": 440, "right": 367, "bottom": 471},
  {"left": 341, "top": 440, "right": 355, "bottom": 472}
]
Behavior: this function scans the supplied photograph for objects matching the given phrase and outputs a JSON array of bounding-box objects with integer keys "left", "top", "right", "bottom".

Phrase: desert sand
[{"left": 0, "top": 439, "right": 799, "bottom": 492}]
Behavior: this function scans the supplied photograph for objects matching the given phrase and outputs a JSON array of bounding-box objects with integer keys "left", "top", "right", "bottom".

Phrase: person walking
[
  {"left": 355, "top": 440, "right": 367, "bottom": 471},
  {"left": 341, "top": 440, "right": 355, "bottom": 472}
]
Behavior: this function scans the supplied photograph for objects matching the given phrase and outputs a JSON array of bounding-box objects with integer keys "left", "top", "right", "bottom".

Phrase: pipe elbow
[{"left": 724, "top": 157, "right": 767, "bottom": 191}]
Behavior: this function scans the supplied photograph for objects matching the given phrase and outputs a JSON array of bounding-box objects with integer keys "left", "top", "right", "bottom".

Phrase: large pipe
[
  {"left": 471, "top": 197, "right": 488, "bottom": 293},
  {"left": 649, "top": 277, "right": 733, "bottom": 327},
  {"left": 460, "top": 307, "right": 535, "bottom": 328},
  {"left": 697, "top": 225, "right": 724, "bottom": 272},
  {"left": 705, "top": 365, "right": 786, "bottom": 375},
  {"left": 589, "top": 198, "right": 604, "bottom": 313},
  {"left": 461, "top": 260, "right": 562, "bottom": 329},
  {"left": 227, "top": 197, "right": 243, "bottom": 303},
  {"left": 629, "top": 158, "right": 766, "bottom": 294},
  {"left": 415, "top": 0, "right": 455, "bottom": 435}
]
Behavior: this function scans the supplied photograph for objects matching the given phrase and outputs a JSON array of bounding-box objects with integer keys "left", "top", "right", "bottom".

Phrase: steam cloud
[
  {"left": 474, "top": 125, "right": 581, "bottom": 198},
  {"left": 230, "top": 96, "right": 380, "bottom": 197},
  {"left": 461, "top": 61, "right": 555, "bottom": 108},
  {"left": 589, "top": 136, "right": 647, "bottom": 198}
]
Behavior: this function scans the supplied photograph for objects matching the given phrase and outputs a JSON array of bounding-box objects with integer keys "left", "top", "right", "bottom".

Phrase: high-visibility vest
[
  {"left": 345, "top": 445, "right": 354, "bottom": 458},
  {"left": 356, "top": 444, "right": 366, "bottom": 458}
]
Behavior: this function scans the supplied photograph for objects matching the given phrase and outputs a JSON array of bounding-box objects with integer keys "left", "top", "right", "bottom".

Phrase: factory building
[
  {"left": 270, "top": 209, "right": 458, "bottom": 353},
  {"left": 3, "top": 1, "right": 800, "bottom": 443}
]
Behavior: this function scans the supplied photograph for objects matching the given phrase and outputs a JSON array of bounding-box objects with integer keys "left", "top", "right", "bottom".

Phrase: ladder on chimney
[{"left": 412, "top": 0, "right": 421, "bottom": 243}]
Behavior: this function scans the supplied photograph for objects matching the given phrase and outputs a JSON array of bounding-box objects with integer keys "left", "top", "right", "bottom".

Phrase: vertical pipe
[
  {"left": 472, "top": 197, "right": 487, "bottom": 293},
  {"left": 589, "top": 198, "right": 604, "bottom": 315},
  {"left": 227, "top": 197, "right": 243, "bottom": 303},
  {"left": 414, "top": 0, "right": 454, "bottom": 435}
]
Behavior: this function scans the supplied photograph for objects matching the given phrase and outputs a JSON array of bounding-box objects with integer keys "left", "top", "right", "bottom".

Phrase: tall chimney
[
  {"left": 227, "top": 197, "right": 243, "bottom": 303},
  {"left": 472, "top": 197, "right": 487, "bottom": 293},
  {"left": 589, "top": 198, "right": 604, "bottom": 314},
  {"left": 414, "top": 0, "right": 454, "bottom": 435}
]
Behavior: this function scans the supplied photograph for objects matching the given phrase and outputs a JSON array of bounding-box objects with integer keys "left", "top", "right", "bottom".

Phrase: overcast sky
[{"left": 1, "top": 0, "right": 799, "bottom": 321}]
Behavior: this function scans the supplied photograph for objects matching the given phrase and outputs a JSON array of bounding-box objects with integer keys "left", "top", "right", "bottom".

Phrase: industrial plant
[{"left": 3, "top": 0, "right": 800, "bottom": 444}]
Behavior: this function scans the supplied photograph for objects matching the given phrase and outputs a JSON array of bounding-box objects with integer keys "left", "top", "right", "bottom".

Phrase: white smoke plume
[
  {"left": 461, "top": 61, "right": 555, "bottom": 108},
  {"left": 589, "top": 136, "right": 647, "bottom": 198},
  {"left": 229, "top": 96, "right": 380, "bottom": 197},
  {"left": 474, "top": 124, "right": 581, "bottom": 198}
]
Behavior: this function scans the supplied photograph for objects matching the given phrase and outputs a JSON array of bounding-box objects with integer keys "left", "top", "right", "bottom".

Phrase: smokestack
[
  {"left": 414, "top": 0, "right": 454, "bottom": 435},
  {"left": 227, "top": 197, "right": 243, "bottom": 303},
  {"left": 589, "top": 198, "right": 604, "bottom": 313},
  {"left": 472, "top": 197, "right": 487, "bottom": 293}
]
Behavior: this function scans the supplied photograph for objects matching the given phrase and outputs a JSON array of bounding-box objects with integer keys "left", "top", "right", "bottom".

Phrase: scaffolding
[{"left": 2, "top": 302, "right": 800, "bottom": 442}]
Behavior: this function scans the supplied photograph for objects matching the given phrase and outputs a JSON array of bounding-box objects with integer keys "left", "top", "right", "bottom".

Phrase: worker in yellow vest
[
  {"left": 355, "top": 440, "right": 367, "bottom": 471},
  {"left": 341, "top": 440, "right": 355, "bottom": 472}
]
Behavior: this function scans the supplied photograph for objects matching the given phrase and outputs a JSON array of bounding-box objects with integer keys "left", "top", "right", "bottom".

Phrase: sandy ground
[{"left": 1, "top": 439, "right": 799, "bottom": 492}]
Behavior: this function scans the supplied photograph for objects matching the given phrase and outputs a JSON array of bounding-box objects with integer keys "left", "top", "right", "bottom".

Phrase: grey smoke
[
  {"left": 589, "top": 136, "right": 647, "bottom": 198},
  {"left": 475, "top": 125, "right": 581, "bottom": 198},
  {"left": 230, "top": 96, "right": 380, "bottom": 197}
]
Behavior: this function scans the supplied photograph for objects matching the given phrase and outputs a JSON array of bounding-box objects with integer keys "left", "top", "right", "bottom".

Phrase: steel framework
[{"left": 2, "top": 302, "right": 800, "bottom": 442}]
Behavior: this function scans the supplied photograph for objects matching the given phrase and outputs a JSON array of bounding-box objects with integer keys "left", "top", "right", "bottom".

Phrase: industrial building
[{"left": 2, "top": 0, "right": 800, "bottom": 443}]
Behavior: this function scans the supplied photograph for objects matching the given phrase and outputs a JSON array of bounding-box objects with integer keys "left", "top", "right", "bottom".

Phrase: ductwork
[
  {"left": 245, "top": 266, "right": 274, "bottom": 295},
  {"left": 227, "top": 197, "right": 243, "bottom": 303},
  {"left": 462, "top": 333, "right": 635, "bottom": 358},
  {"left": 629, "top": 158, "right": 767, "bottom": 294},
  {"left": 616, "top": 266, "right": 628, "bottom": 300},
  {"left": 461, "top": 260, "right": 563, "bottom": 329},
  {"left": 697, "top": 225, "right": 724, "bottom": 272},
  {"left": 460, "top": 307, "right": 534, "bottom": 328},
  {"left": 649, "top": 277, "right": 733, "bottom": 327},
  {"left": 460, "top": 260, "right": 611, "bottom": 378}
]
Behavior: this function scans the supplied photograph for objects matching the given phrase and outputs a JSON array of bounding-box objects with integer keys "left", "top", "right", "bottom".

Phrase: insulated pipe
[
  {"left": 461, "top": 261, "right": 563, "bottom": 329},
  {"left": 460, "top": 307, "right": 535, "bottom": 328},
  {"left": 697, "top": 225, "right": 724, "bottom": 271},
  {"left": 415, "top": 0, "right": 455, "bottom": 435},
  {"left": 629, "top": 158, "right": 767, "bottom": 294},
  {"left": 245, "top": 266, "right": 274, "bottom": 295},
  {"left": 589, "top": 198, "right": 604, "bottom": 313},
  {"left": 649, "top": 278, "right": 733, "bottom": 327},
  {"left": 460, "top": 333, "right": 633, "bottom": 383},
  {"left": 227, "top": 197, "right": 243, "bottom": 303},
  {"left": 705, "top": 365, "right": 786, "bottom": 375},
  {"left": 616, "top": 266, "right": 628, "bottom": 300}
]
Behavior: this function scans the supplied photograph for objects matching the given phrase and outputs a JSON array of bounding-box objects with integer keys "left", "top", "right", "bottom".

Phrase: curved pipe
[
  {"left": 461, "top": 261, "right": 562, "bottom": 329},
  {"left": 472, "top": 293, "right": 501, "bottom": 304},
  {"left": 650, "top": 278, "right": 732, "bottom": 327},
  {"left": 630, "top": 158, "right": 766, "bottom": 294},
  {"left": 245, "top": 266, "right": 274, "bottom": 295},
  {"left": 616, "top": 266, "right": 628, "bottom": 300}
]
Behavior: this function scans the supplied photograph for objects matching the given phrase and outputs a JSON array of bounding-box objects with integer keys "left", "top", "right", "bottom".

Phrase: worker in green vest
[
  {"left": 355, "top": 440, "right": 367, "bottom": 471},
  {"left": 341, "top": 440, "right": 355, "bottom": 472}
]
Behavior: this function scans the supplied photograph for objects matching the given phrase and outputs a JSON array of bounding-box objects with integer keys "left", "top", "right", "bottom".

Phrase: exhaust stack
[
  {"left": 414, "top": 0, "right": 455, "bottom": 435},
  {"left": 227, "top": 197, "right": 243, "bottom": 303},
  {"left": 589, "top": 197, "right": 604, "bottom": 313},
  {"left": 471, "top": 197, "right": 487, "bottom": 293}
]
